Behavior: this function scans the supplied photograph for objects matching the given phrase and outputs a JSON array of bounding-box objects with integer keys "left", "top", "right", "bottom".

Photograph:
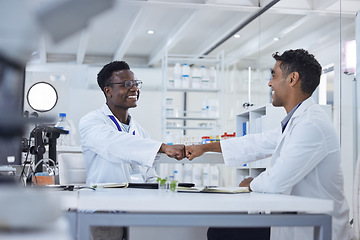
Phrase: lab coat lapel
[{"left": 273, "top": 97, "right": 314, "bottom": 152}]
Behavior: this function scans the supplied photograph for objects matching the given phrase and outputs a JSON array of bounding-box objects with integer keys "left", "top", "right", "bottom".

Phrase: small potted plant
[{"left": 157, "top": 177, "right": 168, "bottom": 191}]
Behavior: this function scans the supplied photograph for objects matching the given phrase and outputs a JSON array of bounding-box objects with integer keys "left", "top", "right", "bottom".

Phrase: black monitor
[{"left": 0, "top": 56, "right": 25, "bottom": 166}]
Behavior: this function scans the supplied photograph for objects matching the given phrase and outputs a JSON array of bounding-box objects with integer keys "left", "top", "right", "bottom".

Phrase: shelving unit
[
  {"left": 235, "top": 103, "right": 333, "bottom": 182},
  {"left": 161, "top": 52, "right": 224, "bottom": 142},
  {"left": 159, "top": 52, "right": 225, "bottom": 187},
  {"left": 235, "top": 104, "right": 286, "bottom": 181}
]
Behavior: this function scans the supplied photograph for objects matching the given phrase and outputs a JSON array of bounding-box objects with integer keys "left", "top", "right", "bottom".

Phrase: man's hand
[
  {"left": 239, "top": 177, "right": 253, "bottom": 191},
  {"left": 160, "top": 144, "right": 185, "bottom": 160},
  {"left": 185, "top": 144, "right": 206, "bottom": 160}
]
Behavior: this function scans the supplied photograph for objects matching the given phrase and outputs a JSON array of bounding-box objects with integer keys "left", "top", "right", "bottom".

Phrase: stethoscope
[{"left": 108, "top": 115, "right": 135, "bottom": 135}]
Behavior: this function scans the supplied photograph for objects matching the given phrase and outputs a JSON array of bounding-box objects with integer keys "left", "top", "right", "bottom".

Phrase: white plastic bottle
[
  {"left": 174, "top": 63, "right": 182, "bottom": 88},
  {"left": 182, "top": 63, "right": 190, "bottom": 88},
  {"left": 192, "top": 165, "right": 202, "bottom": 187},
  {"left": 201, "top": 66, "right": 210, "bottom": 89},
  {"left": 183, "top": 164, "right": 192, "bottom": 183},
  {"left": 191, "top": 67, "right": 202, "bottom": 88},
  {"left": 210, "top": 165, "right": 220, "bottom": 187},
  {"left": 201, "top": 96, "right": 209, "bottom": 118},
  {"left": 202, "top": 164, "right": 211, "bottom": 187},
  {"left": 208, "top": 99, "right": 219, "bottom": 118},
  {"left": 55, "top": 113, "right": 71, "bottom": 146},
  {"left": 165, "top": 131, "right": 173, "bottom": 145},
  {"left": 174, "top": 163, "right": 183, "bottom": 182},
  {"left": 209, "top": 66, "right": 217, "bottom": 89}
]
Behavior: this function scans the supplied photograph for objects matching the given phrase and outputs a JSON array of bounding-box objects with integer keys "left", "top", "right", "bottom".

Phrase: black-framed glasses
[{"left": 108, "top": 80, "right": 142, "bottom": 89}]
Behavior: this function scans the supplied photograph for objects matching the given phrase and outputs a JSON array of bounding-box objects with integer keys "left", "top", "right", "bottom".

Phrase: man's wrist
[{"left": 202, "top": 142, "right": 219, "bottom": 152}]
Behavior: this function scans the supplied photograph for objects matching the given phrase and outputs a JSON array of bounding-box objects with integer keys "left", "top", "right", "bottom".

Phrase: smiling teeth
[{"left": 128, "top": 96, "right": 137, "bottom": 99}]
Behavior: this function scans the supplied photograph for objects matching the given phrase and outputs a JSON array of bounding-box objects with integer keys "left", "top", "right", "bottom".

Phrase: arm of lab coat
[
  {"left": 79, "top": 113, "right": 162, "bottom": 168},
  {"left": 220, "top": 127, "right": 280, "bottom": 167},
  {"left": 250, "top": 120, "right": 333, "bottom": 194}
]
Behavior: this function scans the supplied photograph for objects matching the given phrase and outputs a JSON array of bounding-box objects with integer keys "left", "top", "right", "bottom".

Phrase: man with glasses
[{"left": 80, "top": 61, "right": 185, "bottom": 186}]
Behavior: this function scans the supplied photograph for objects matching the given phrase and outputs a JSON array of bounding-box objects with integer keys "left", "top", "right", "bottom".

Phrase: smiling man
[
  {"left": 185, "top": 49, "right": 353, "bottom": 240},
  {"left": 80, "top": 61, "right": 185, "bottom": 186}
]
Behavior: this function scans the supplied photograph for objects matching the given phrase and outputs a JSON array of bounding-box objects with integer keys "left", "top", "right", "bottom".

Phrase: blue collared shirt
[{"left": 281, "top": 102, "right": 302, "bottom": 133}]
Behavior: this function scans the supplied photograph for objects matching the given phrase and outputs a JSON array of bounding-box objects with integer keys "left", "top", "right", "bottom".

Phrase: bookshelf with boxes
[
  {"left": 159, "top": 52, "right": 232, "bottom": 187},
  {"left": 235, "top": 104, "right": 286, "bottom": 183}
]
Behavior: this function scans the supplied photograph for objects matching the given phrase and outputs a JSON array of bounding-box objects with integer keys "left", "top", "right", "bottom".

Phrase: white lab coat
[
  {"left": 79, "top": 104, "right": 162, "bottom": 185},
  {"left": 221, "top": 97, "right": 353, "bottom": 240}
]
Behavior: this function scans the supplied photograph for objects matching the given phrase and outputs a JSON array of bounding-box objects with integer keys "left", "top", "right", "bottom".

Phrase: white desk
[{"left": 71, "top": 188, "right": 333, "bottom": 240}]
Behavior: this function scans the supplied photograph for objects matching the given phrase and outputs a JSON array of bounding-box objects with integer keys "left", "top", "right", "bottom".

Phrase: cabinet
[{"left": 161, "top": 52, "right": 224, "bottom": 143}]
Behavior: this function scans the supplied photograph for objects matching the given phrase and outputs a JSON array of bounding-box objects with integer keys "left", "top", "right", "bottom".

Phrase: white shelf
[
  {"left": 161, "top": 52, "right": 224, "bottom": 140},
  {"left": 167, "top": 88, "right": 220, "bottom": 93},
  {"left": 158, "top": 152, "right": 223, "bottom": 164},
  {"left": 166, "top": 126, "right": 213, "bottom": 130},
  {"left": 166, "top": 117, "right": 218, "bottom": 121},
  {"left": 235, "top": 105, "right": 286, "bottom": 179},
  {"left": 166, "top": 54, "right": 221, "bottom": 65}
]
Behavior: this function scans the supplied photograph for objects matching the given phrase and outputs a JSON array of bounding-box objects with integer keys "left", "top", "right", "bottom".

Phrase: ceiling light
[
  {"left": 273, "top": 37, "right": 280, "bottom": 41},
  {"left": 147, "top": 30, "right": 154, "bottom": 35},
  {"left": 234, "top": 34, "right": 240, "bottom": 38}
]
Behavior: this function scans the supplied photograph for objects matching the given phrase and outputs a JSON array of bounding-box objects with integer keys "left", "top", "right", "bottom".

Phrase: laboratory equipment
[{"left": 55, "top": 113, "right": 72, "bottom": 146}]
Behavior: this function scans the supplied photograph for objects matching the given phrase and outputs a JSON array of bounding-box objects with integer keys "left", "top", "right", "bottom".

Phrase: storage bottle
[
  {"left": 209, "top": 66, "right": 217, "bottom": 89},
  {"left": 201, "top": 66, "right": 210, "bottom": 89},
  {"left": 55, "top": 113, "right": 71, "bottom": 146},
  {"left": 182, "top": 63, "right": 190, "bottom": 88},
  {"left": 174, "top": 63, "right": 182, "bottom": 88}
]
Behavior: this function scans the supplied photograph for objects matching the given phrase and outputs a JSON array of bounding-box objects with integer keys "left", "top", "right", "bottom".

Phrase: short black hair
[
  {"left": 272, "top": 49, "right": 322, "bottom": 95},
  {"left": 97, "top": 61, "right": 130, "bottom": 92}
]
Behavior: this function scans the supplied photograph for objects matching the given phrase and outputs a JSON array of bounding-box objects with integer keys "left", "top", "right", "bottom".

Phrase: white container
[
  {"left": 168, "top": 79, "right": 175, "bottom": 88},
  {"left": 174, "top": 163, "right": 183, "bottom": 182},
  {"left": 192, "top": 165, "right": 202, "bottom": 186},
  {"left": 166, "top": 108, "right": 175, "bottom": 117},
  {"left": 209, "top": 66, "right": 217, "bottom": 89},
  {"left": 182, "top": 63, "right": 190, "bottom": 88},
  {"left": 158, "top": 163, "right": 169, "bottom": 179},
  {"left": 201, "top": 66, "right": 210, "bottom": 89},
  {"left": 183, "top": 164, "right": 192, "bottom": 182},
  {"left": 201, "top": 96, "right": 209, "bottom": 118},
  {"left": 192, "top": 67, "right": 202, "bottom": 88},
  {"left": 55, "top": 113, "right": 72, "bottom": 146},
  {"left": 166, "top": 97, "right": 173, "bottom": 107},
  {"left": 165, "top": 131, "right": 173, "bottom": 145},
  {"left": 174, "top": 63, "right": 182, "bottom": 88},
  {"left": 208, "top": 99, "right": 219, "bottom": 118},
  {"left": 202, "top": 164, "right": 211, "bottom": 187},
  {"left": 210, "top": 165, "right": 220, "bottom": 186}
]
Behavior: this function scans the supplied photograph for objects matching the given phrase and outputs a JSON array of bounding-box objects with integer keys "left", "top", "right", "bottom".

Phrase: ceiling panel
[
  {"left": 86, "top": 5, "right": 141, "bottom": 56},
  {"left": 126, "top": 7, "right": 195, "bottom": 56}
]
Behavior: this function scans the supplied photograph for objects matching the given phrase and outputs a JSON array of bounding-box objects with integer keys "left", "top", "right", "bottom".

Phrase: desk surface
[{"left": 76, "top": 188, "right": 333, "bottom": 214}]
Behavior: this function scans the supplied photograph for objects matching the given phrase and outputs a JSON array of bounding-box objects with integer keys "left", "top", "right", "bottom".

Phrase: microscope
[{"left": 28, "top": 126, "right": 68, "bottom": 173}]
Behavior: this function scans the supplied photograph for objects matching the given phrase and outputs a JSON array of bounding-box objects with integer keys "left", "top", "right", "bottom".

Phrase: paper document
[
  {"left": 97, "top": 182, "right": 195, "bottom": 189},
  {"left": 177, "top": 186, "right": 250, "bottom": 194},
  {"left": 100, "top": 183, "right": 128, "bottom": 188}
]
